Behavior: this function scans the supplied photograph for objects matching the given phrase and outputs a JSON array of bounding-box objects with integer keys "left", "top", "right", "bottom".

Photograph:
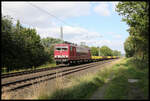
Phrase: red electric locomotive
[{"left": 54, "top": 42, "right": 91, "bottom": 65}]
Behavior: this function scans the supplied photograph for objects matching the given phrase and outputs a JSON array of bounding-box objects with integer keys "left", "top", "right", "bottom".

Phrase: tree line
[
  {"left": 90, "top": 46, "right": 121, "bottom": 56},
  {"left": 2, "top": 15, "right": 121, "bottom": 72},
  {"left": 116, "top": 1, "right": 149, "bottom": 62},
  {"left": 1, "top": 15, "right": 62, "bottom": 72}
]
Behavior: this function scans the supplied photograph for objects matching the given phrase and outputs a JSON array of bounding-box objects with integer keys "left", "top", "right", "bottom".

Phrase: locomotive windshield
[{"left": 55, "top": 46, "right": 68, "bottom": 51}]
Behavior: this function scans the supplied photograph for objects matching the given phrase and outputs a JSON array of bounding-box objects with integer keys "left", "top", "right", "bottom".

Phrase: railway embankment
[{"left": 38, "top": 58, "right": 148, "bottom": 100}]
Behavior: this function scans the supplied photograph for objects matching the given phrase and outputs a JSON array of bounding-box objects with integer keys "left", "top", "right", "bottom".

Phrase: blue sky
[
  {"left": 2, "top": 2, "right": 129, "bottom": 54},
  {"left": 63, "top": 2, "right": 129, "bottom": 41}
]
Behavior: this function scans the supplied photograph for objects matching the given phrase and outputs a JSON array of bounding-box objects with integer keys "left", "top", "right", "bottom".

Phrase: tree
[
  {"left": 90, "top": 47, "right": 99, "bottom": 56},
  {"left": 1, "top": 15, "right": 50, "bottom": 71},
  {"left": 41, "top": 37, "right": 63, "bottom": 62},
  {"left": 116, "top": 1, "right": 149, "bottom": 61},
  {"left": 124, "top": 36, "right": 135, "bottom": 57},
  {"left": 2, "top": 16, "right": 14, "bottom": 71},
  {"left": 41, "top": 37, "right": 62, "bottom": 48},
  {"left": 113, "top": 50, "right": 121, "bottom": 56},
  {"left": 100, "top": 46, "right": 113, "bottom": 56}
]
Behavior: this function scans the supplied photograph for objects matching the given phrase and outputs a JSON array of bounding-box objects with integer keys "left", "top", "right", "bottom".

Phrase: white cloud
[
  {"left": 36, "top": 25, "right": 102, "bottom": 41},
  {"left": 2, "top": 1, "right": 102, "bottom": 44},
  {"left": 93, "top": 3, "right": 110, "bottom": 16},
  {"left": 35, "top": 25, "right": 105, "bottom": 49},
  {"left": 2, "top": 2, "right": 125, "bottom": 54},
  {"left": 2, "top": 2, "right": 91, "bottom": 28}
]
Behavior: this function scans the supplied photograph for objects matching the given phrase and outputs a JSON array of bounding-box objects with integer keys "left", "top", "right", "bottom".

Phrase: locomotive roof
[{"left": 55, "top": 43, "right": 90, "bottom": 50}]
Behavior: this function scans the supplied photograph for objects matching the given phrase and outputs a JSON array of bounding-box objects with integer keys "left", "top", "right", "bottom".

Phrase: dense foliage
[
  {"left": 116, "top": 1, "right": 149, "bottom": 62},
  {"left": 100, "top": 46, "right": 113, "bottom": 56},
  {"left": 2, "top": 16, "right": 56, "bottom": 72},
  {"left": 41, "top": 37, "right": 63, "bottom": 62},
  {"left": 90, "top": 46, "right": 121, "bottom": 56},
  {"left": 90, "top": 47, "right": 99, "bottom": 56}
]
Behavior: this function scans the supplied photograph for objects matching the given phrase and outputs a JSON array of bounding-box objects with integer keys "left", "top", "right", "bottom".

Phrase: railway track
[
  {"left": 1, "top": 60, "right": 103, "bottom": 78},
  {"left": 1, "top": 65, "right": 64, "bottom": 79},
  {"left": 2, "top": 59, "right": 118, "bottom": 93}
]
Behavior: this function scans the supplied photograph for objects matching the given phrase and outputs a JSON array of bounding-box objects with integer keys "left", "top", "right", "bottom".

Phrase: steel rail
[
  {"left": 1, "top": 59, "right": 111, "bottom": 78},
  {"left": 2, "top": 59, "right": 117, "bottom": 93}
]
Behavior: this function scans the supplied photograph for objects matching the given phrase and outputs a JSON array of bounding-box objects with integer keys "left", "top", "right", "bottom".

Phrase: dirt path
[
  {"left": 90, "top": 83, "right": 109, "bottom": 99},
  {"left": 89, "top": 74, "right": 114, "bottom": 99},
  {"left": 89, "top": 58, "right": 123, "bottom": 99}
]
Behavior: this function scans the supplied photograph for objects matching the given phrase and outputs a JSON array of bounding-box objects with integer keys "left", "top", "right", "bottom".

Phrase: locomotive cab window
[
  {"left": 62, "top": 48, "right": 68, "bottom": 51},
  {"left": 55, "top": 46, "right": 68, "bottom": 51},
  {"left": 56, "top": 48, "right": 61, "bottom": 51}
]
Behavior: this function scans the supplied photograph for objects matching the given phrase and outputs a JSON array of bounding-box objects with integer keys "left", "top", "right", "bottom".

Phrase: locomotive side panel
[{"left": 69, "top": 45, "right": 77, "bottom": 60}]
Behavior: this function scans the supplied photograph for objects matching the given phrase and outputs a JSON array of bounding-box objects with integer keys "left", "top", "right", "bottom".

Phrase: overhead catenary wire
[
  {"left": 26, "top": 2, "right": 93, "bottom": 39},
  {"left": 27, "top": 2, "right": 104, "bottom": 46},
  {"left": 4, "top": 2, "right": 102, "bottom": 46},
  {"left": 27, "top": 2, "right": 73, "bottom": 27}
]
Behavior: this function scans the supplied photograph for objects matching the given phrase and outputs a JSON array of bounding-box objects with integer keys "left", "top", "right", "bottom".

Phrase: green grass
[
  {"left": 38, "top": 58, "right": 148, "bottom": 99},
  {"left": 37, "top": 62, "right": 56, "bottom": 69},
  {"left": 38, "top": 74, "right": 105, "bottom": 99},
  {"left": 2, "top": 62, "right": 56, "bottom": 74},
  {"left": 104, "top": 57, "right": 149, "bottom": 99},
  {"left": 38, "top": 59, "right": 122, "bottom": 99}
]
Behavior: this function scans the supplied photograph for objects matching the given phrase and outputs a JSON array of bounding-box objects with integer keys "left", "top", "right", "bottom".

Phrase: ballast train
[{"left": 54, "top": 42, "right": 119, "bottom": 65}]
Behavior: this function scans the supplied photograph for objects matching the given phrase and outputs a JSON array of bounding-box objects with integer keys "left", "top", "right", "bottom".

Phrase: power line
[
  {"left": 27, "top": 2, "right": 94, "bottom": 44},
  {"left": 4, "top": 2, "right": 103, "bottom": 45},
  {"left": 27, "top": 2, "right": 72, "bottom": 27},
  {"left": 27, "top": 2, "right": 90, "bottom": 32}
]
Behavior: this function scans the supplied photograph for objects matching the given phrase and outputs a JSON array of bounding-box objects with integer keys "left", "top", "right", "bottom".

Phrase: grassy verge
[
  {"left": 2, "top": 62, "right": 56, "bottom": 74},
  {"left": 38, "top": 58, "right": 148, "bottom": 99},
  {"left": 38, "top": 73, "right": 105, "bottom": 99},
  {"left": 104, "top": 57, "right": 148, "bottom": 99},
  {"left": 37, "top": 59, "right": 123, "bottom": 99}
]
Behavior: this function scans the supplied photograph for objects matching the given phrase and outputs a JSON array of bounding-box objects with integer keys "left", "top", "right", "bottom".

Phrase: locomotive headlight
[{"left": 55, "top": 55, "right": 68, "bottom": 58}]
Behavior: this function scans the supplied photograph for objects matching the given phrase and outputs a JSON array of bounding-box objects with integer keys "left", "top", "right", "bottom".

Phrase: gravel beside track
[
  {"left": 2, "top": 59, "right": 117, "bottom": 94},
  {"left": 1, "top": 66, "right": 64, "bottom": 79}
]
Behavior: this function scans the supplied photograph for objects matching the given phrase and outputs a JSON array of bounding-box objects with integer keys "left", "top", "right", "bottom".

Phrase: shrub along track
[{"left": 2, "top": 59, "right": 118, "bottom": 93}]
